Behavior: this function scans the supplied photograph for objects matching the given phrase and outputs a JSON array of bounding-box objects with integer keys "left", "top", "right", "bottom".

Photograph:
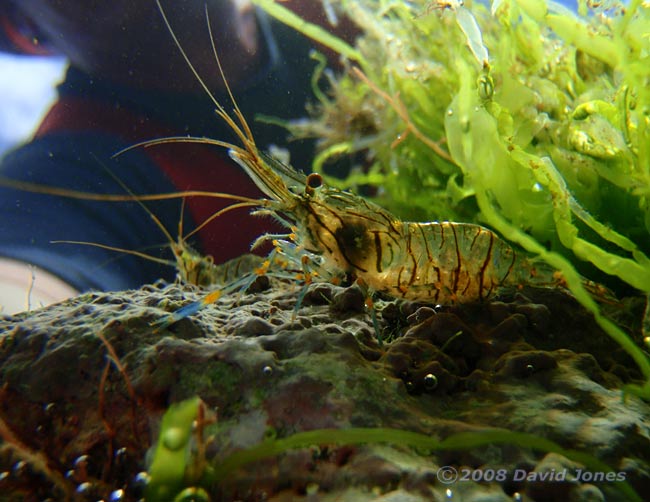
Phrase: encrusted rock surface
[{"left": 0, "top": 279, "right": 649, "bottom": 501}]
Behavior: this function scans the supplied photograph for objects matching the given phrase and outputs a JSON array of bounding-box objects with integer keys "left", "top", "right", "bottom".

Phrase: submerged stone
[{"left": 0, "top": 281, "right": 648, "bottom": 501}]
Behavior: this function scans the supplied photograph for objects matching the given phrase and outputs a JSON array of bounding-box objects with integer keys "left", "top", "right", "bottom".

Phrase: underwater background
[{"left": 1, "top": 1, "right": 649, "bottom": 501}]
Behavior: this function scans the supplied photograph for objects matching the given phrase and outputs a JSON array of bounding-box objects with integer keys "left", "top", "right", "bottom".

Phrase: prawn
[
  {"left": 0, "top": 168, "right": 268, "bottom": 288},
  {"left": 52, "top": 197, "right": 259, "bottom": 288},
  {"left": 148, "top": 1, "right": 565, "bottom": 329}
]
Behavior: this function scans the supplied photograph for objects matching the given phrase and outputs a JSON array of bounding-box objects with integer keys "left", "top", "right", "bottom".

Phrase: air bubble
[
  {"left": 262, "top": 365, "right": 273, "bottom": 376},
  {"left": 12, "top": 461, "right": 26, "bottom": 476},
  {"left": 134, "top": 471, "right": 150, "bottom": 486},
  {"left": 74, "top": 454, "right": 89, "bottom": 468},
  {"left": 76, "top": 481, "right": 92, "bottom": 493},
  {"left": 110, "top": 488, "right": 125, "bottom": 501},
  {"left": 446, "top": 487, "right": 454, "bottom": 499},
  {"left": 424, "top": 373, "right": 438, "bottom": 390},
  {"left": 162, "top": 427, "right": 186, "bottom": 450},
  {"left": 72, "top": 454, "right": 89, "bottom": 482}
]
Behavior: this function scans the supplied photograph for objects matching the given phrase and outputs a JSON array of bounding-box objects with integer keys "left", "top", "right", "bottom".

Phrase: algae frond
[
  {"left": 252, "top": 0, "right": 650, "bottom": 398},
  {"left": 146, "top": 397, "right": 641, "bottom": 501}
]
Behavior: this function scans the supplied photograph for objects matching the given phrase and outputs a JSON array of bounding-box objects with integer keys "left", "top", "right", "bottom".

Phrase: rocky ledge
[{"left": 0, "top": 278, "right": 648, "bottom": 501}]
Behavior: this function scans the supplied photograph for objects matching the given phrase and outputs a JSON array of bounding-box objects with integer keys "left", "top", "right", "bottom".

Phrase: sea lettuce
[{"left": 252, "top": 0, "right": 650, "bottom": 397}]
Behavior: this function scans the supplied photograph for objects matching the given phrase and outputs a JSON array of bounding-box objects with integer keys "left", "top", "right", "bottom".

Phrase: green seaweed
[
  {"left": 252, "top": 0, "right": 650, "bottom": 398},
  {"left": 251, "top": 0, "right": 365, "bottom": 64},
  {"left": 146, "top": 397, "right": 213, "bottom": 502},
  {"left": 146, "top": 397, "right": 641, "bottom": 501}
]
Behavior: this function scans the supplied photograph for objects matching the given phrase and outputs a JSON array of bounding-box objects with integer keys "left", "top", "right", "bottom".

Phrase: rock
[{"left": 0, "top": 282, "right": 648, "bottom": 501}]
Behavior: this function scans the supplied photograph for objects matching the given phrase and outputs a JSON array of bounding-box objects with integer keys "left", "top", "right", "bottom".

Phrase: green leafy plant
[
  {"left": 145, "top": 397, "right": 641, "bottom": 501},
  {"left": 146, "top": 397, "right": 214, "bottom": 502},
  {"left": 252, "top": 0, "right": 650, "bottom": 398}
]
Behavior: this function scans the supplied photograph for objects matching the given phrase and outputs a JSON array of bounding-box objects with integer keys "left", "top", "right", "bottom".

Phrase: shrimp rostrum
[{"left": 150, "top": 2, "right": 563, "bottom": 329}]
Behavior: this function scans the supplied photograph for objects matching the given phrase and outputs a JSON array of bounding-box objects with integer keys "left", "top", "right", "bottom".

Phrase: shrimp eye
[
  {"left": 306, "top": 173, "right": 323, "bottom": 189},
  {"left": 304, "top": 173, "right": 323, "bottom": 196}
]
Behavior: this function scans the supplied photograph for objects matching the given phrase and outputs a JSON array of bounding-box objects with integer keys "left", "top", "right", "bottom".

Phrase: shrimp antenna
[
  {"left": 184, "top": 201, "right": 260, "bottom": 242},
  {"left": 50, "top": 240, "right": 176, "bottom": 268},
  {"left": 92, "top": 153, "right": 178, "bottom": 247},
  {"left": 203, "top": 3, "right": 256, "bottom": 145},
  {"left": 0, "top": 174, "right": 259, "bottom": 205},
  {"left": 154, "top": 0, "right": 254, "bottom": 152},
  {"left": 153, "top": 0, "right": 293, "bottom": 204}
]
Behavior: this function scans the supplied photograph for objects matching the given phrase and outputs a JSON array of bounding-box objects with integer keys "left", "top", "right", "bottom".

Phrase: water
[
  {"left": 0, "top": 2, "right": 645, "bottom": 502},
  {"left": 0, "top": 53, "right": 66, "bottom": 156}
]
